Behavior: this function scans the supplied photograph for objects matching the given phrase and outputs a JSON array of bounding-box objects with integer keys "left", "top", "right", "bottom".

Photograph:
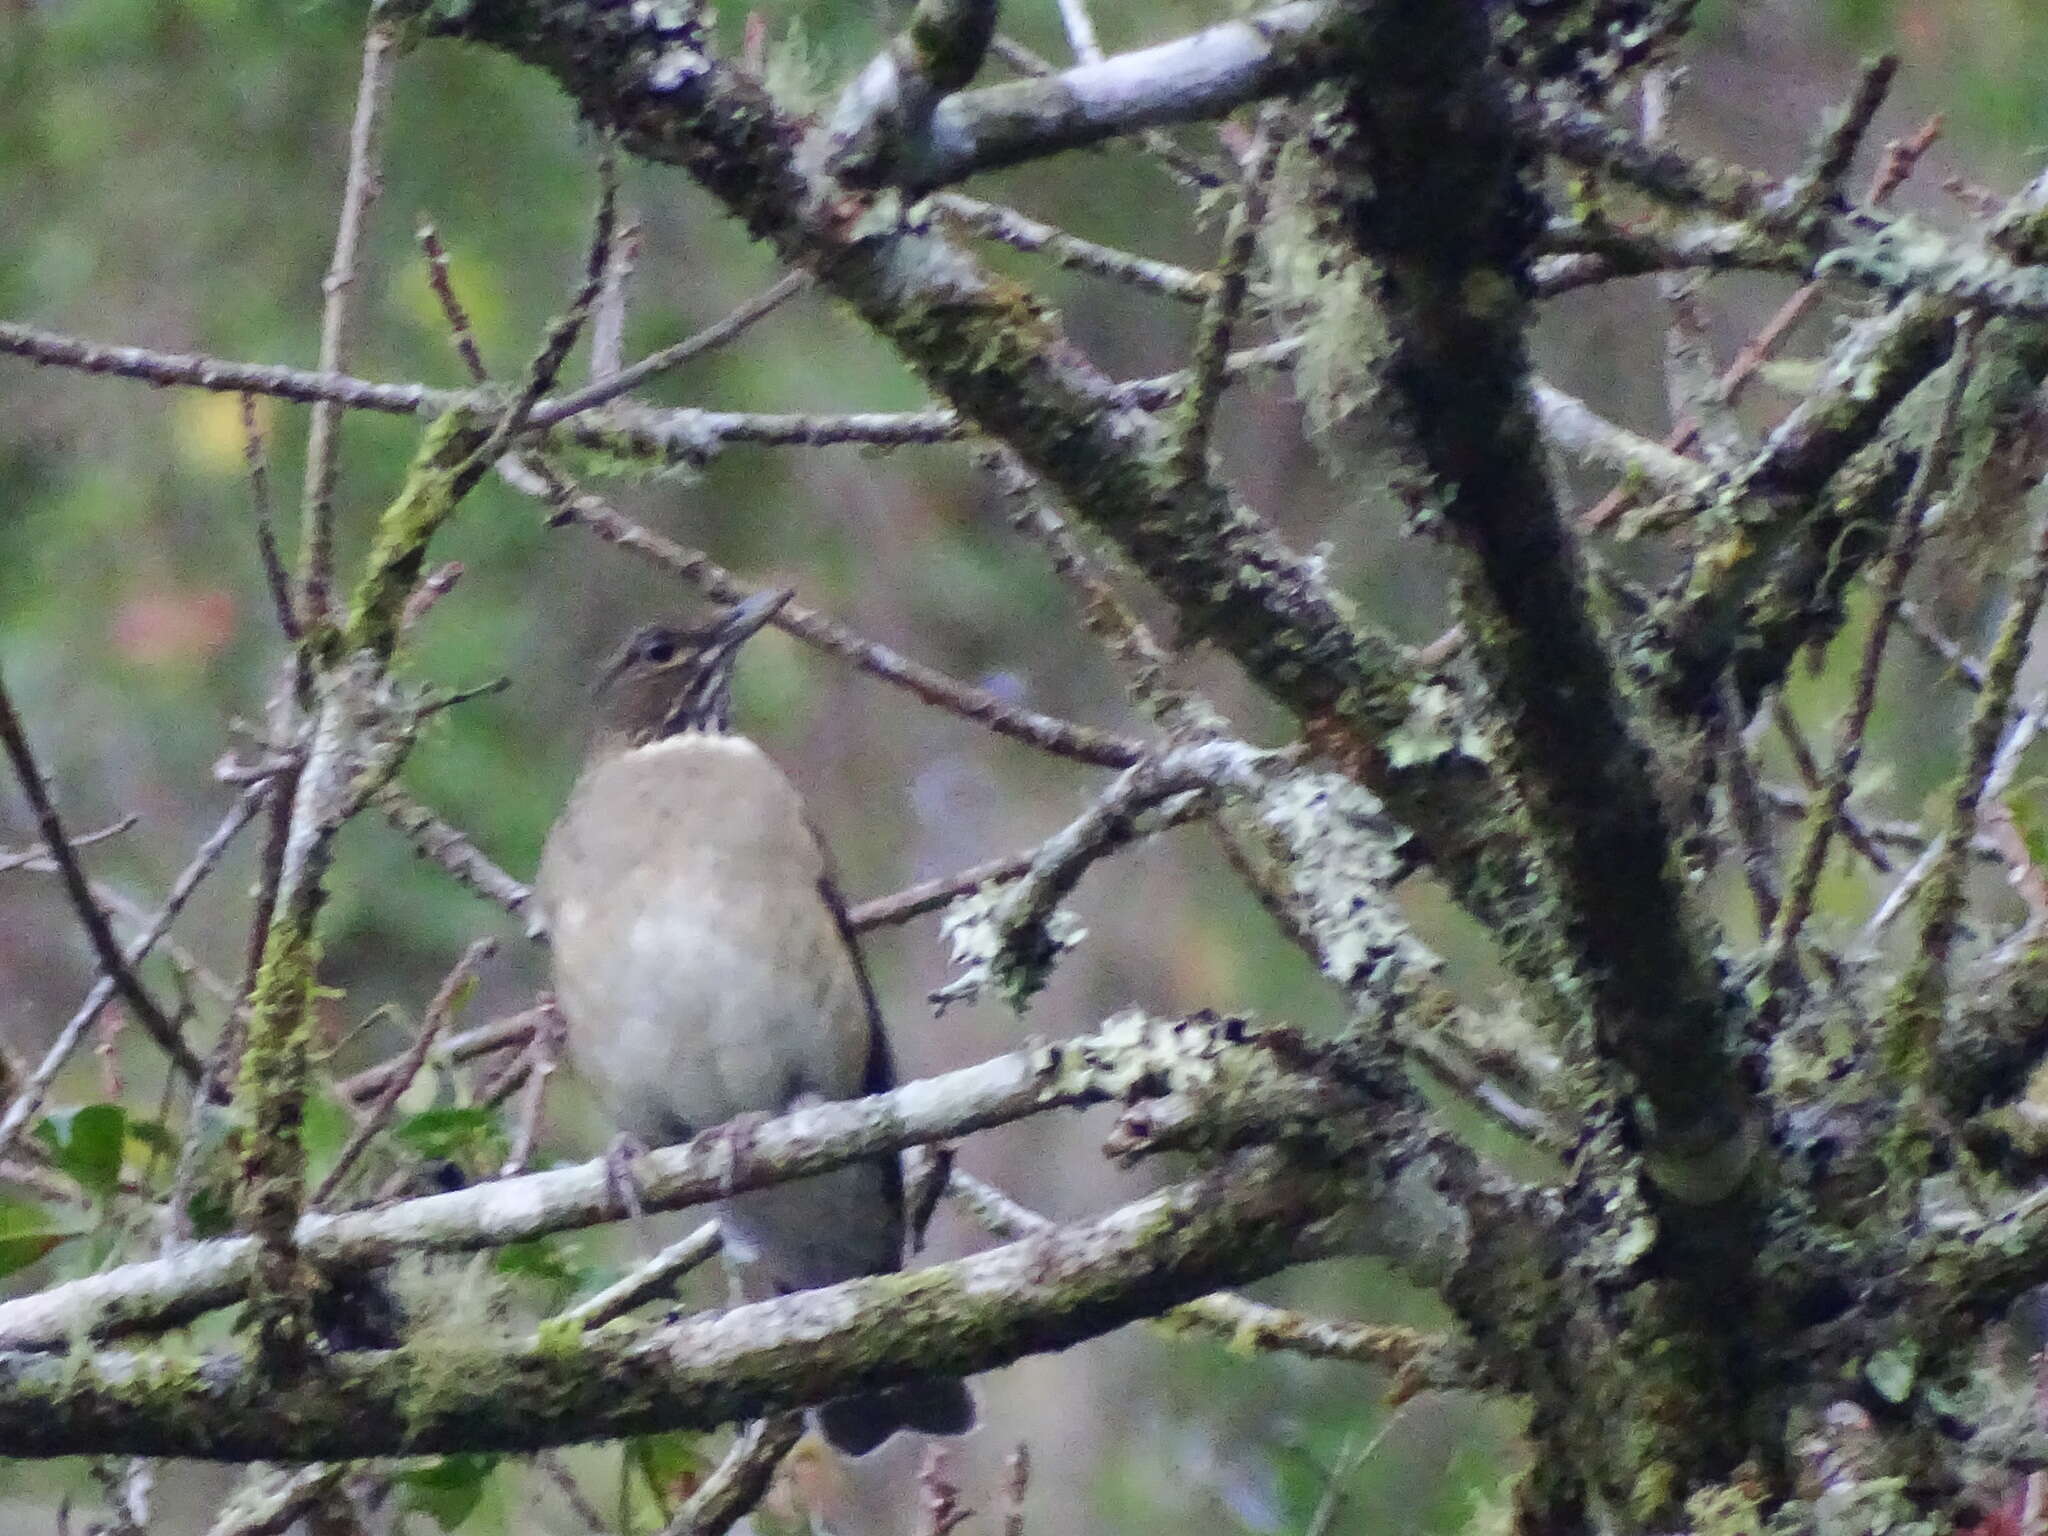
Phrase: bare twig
[
  {"left": 918, "top": 1447, "right": 972, "bottom": 1536},
  {"left": 300, "top": 18, "right": 398, "bottom": 627},
  {"left": 312, "top": 939, "right": 496, "bottom": 1206},
  {"left": 1896, "top": 597, "right": 1986, "bottom": 691},
  {"left": 986, "top": 447, "right": 1222, "bottom": 736},
  {"left": 588, "top": 216, "right": 641, "bottom": 382},
  {"left": 240, "top": 396, "right": 299, "bottom": 642},
  {"left": 532, "top": 269, "right": 811, "bottom": 428},
  {"left": 498, "top": 1003, "right": 559, "bottom": 1177},
  {"left": 1890, "top": 506, "right": 2048, "bottom": 1080},
  {"left": 1581, "top": 112, "right": 1943, "bottom": 532},
  {"left": 945, "top": 1167, "right": 1466, "bottom": 1383},
  {"left": 936, "top": 194, "right": 1214, "bottom": 304},
  {"left": 0, "top": 815, "right": 137, "bottom": 874},
  {"left": 656, "top": 1414, "right": 804, "bottom": 1536},
  {"left": 417, "top": 222, "right": 490, "bottom": 383},
  {"left": 562, "top": 1222, "right": 724, "bottom": 1327},
  {"left": 1171, "top": 114, "right": 1280, "bottom": 486},
  {"left": 534, "top": 479, "right": 1148, "bottom": 769},
  {"left": 1862, "top": 692, "right": 2048, "bottom": 940},
  {"left": 932, "top": 743, "right": 1260, "bottom": 1008},
  {"left": 1768, "top": 701, "right": 1892, "bottom": 874},
  {"left": 850, "top": 789, "right": 1211, "bottom": 932},
  {"left": 1783, "top": 54, "right": 1899, "bottom": 212},
  {"left": 373, "top": 786, "right": 533, "bottom": 918},
  {"left": 1767, "top": 317, "right": 1980, "bottom": 980},
  {"left": 0, "top": 670, "right": 207, "bottom": 1082},
  {"left": 338, "top": 1007, "right": 542, "bottom": 1106},
  {"left": 1052, "top": 0, "right": 1103, "bottom": 64},
  {"left": 468, "top": 147, "right": 618, "bottom": 467},
  {"left": 0, "top": 784, "right": 266, "bottom": 1162},
  {"left": 0, "top": 317, "right": 968, "bottom": 466},
  {"left": 1717, "top": 688, "right": 1783, "bottom": 932}
]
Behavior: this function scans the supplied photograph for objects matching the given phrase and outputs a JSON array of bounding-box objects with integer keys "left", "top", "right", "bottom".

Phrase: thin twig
[
  {"left": 1052, "top": 0, "right": 1103, "bottom": 64},
  {"left": 983, "top": 446, "right": 1223, "bottom": 736},
  {"left": 338, "top": 1006, "right": 542, "bottom": 1106},
  {"left": 532, "top": 269, "right": 811, "bottom": 428},
  {"left": 588, "top": 217, "right": 641, "bottom": 382},
  {"left": 1717, "top": 684, "right": 1782, "bottom": 931},
  {"left": 849, "top": 790, "right": 1212, "bottom": 932},
  {"left": 0, "top": 317, "right": 970, "bottom": 466},
  {"left": 467, "top": 147, "right": 619, "bottom": 468},
  {"left": 240, "top": 396, "right": 299, "bottom": 642},
  {"left": 935, "top": 194, "right": 1214, "bottom": 304},
  {"left": 1581, "top": 111, "right": 1942, "bottom": 531},
  {"left": 0, "top": 784, "right": 266, "bottom": 1162},
  {"left": 1002, "top": 1445, "right": 1030, "bottom": 1536},
  {"left": 534, "top": 477, "right": 1147, "bottom": 769},
  {"left": 656, "top": 1415, "right": 805, "bottom": 1536},
  {"left": 1896, "top": 597, "right": 1986, "bottom": 691},
  {"left": 1894, "top": 507, "right": 2048, "bottom": 1054},
  {"left": 1169, "top": 116, "right": 1280, "bottom": 485},
  {"left": 561, "top": 1222, "right": 724, "bottom": 1327},
  {"left": 300, "top": 18, "right": 398, "bottom": 628},
  {"left": 417, "top": 222, "right": 490, "bottom": 383},
  {"left": 1861, "top": 693, "right": 2048, "bottom": 940},
  {"left": 1783, "top": 54, "right": 1899, "bottom": 211},
  {"left": 312, "top": 939, "right": 496, "bottom": 1206},
  {"left": 1769, "top": 701, "right": 1892, "bottom": 873},
  {"left": 1767, "top": 317, "right": 1980, "bottom": 979},
  {"left": 498, "top": 1004, "right": 559, "bottom": 1178},
  {"left": 537, "top": 1452, "right": 613, "bottom": 1535},
  {"left": 0, "top": 815, "right": 137, "bottom": 874},
  {"left": 373, "top": 786, "right": 533, "bottom": 918},
  {"left": 945, "top": 1166, "right": 1466, "bottom": 1383},
  {"left": 0, "top": 669, "right": 207, "bottom": 1082}
]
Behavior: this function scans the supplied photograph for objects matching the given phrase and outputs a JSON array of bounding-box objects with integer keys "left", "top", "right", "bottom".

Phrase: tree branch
[
  {"left": 0, "top": 1131, "right": 1511, "bottom": 1460},
  {"left": 0, "top": 1010, "right": 1486, "bottom": 1349}
]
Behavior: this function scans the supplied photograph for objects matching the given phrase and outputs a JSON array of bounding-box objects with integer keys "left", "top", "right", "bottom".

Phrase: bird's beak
[{"left": 717, "top": 587, "right": 794, "bottom": 646}]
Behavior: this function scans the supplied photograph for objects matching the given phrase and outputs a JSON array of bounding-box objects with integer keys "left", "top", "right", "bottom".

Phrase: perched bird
[{"left": 536, "top": 589, "right": 974, "bottom": 1457}]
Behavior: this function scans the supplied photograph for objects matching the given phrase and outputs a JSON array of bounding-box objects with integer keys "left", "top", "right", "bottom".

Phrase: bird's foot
[{"left": 603, "top": 1132, "right": 657, "bottom": 1257}]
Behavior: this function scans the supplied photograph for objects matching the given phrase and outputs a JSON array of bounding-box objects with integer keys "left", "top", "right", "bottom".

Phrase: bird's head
[{"left": 591, "top": 588, "right": 792, "bottom": 751}]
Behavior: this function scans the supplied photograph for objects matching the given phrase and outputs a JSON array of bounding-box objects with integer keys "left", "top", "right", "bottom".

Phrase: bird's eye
[{"left": 640, "top": 636, "right": 677, "bottom": 665}]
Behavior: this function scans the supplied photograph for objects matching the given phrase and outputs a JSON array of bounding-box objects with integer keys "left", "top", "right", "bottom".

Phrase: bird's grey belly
[
  {"left": 553, "top": 889, "right": 840, "bottom": 1138},
  {"left": 548, "top": 877, "right": 900, "bottom": 1287}
]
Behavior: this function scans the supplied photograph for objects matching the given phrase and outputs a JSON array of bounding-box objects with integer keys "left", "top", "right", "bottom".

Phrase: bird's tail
[{"left": 815, "top": 1377, "right": 977, "bottom": 1457}]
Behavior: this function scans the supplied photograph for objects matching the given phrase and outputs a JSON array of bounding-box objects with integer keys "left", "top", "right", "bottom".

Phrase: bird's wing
[{"left": 812, "top": 845, "right": 905, "bottom": 1218}]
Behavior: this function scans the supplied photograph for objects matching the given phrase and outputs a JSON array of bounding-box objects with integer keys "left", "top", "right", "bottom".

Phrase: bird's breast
[{"left": 537, "top": 733, "right": 873, "bottom": 1140}]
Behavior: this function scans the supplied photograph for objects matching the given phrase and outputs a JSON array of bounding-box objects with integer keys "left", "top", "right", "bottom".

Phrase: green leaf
[
  {"left": 300, "top": 1089, "right": 353, "bottom": 1169},
  {"left": 0, "top": 1197, "right": 81, "bottom": 1279},
  {"left": 496, "top": 1238, "right": 589, "bottom": 1299},
  {"left": 1866, "top": 1343, "right": 1919, "bottom": 1404},
  {"left": 628, "top": 1431, "right": 708, "bottom": 1511},
  {"left": 398, "top": 1453, "right": 499, "bottom": 1531},
  {"left": 2007, "top": 783, "right": 2048, "bottom": 871},
  {"left": 124, "top": 1117, "right": 181, "bottom": 1160},
  {"left": 185, "top": 1185, "right": 234, "bottom": 1240},
  {"left": 34, "top": 1104, "right": 128, "bottom": 1198},
  {"left": 394, "top": 1105, "right": 506, "bottom": 1164}
]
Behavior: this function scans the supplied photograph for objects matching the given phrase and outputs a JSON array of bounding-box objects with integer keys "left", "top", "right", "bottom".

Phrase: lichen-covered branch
[
  {"left": 0, "top": 1125, "right": 1516, "bottom": 1460},
  {"left": 827, "top": 2, "right": 1348, "bottom": 191},
  {"left": 0, "top": 1009, "right": 1495, "bottom": 1349},
  {"left": 1311, "top": 2, "right": 1750, "bottom": 1206}
]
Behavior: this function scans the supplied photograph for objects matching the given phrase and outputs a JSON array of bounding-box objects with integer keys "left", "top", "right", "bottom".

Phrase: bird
[{"left": 535, "top": 588, "right": 975, "bottom": 1457}]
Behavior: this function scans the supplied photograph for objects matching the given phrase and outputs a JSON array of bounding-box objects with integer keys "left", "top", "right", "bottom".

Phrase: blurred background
[{"left": 2, "top": 0, "right": 2046, "bottom": 1531}]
